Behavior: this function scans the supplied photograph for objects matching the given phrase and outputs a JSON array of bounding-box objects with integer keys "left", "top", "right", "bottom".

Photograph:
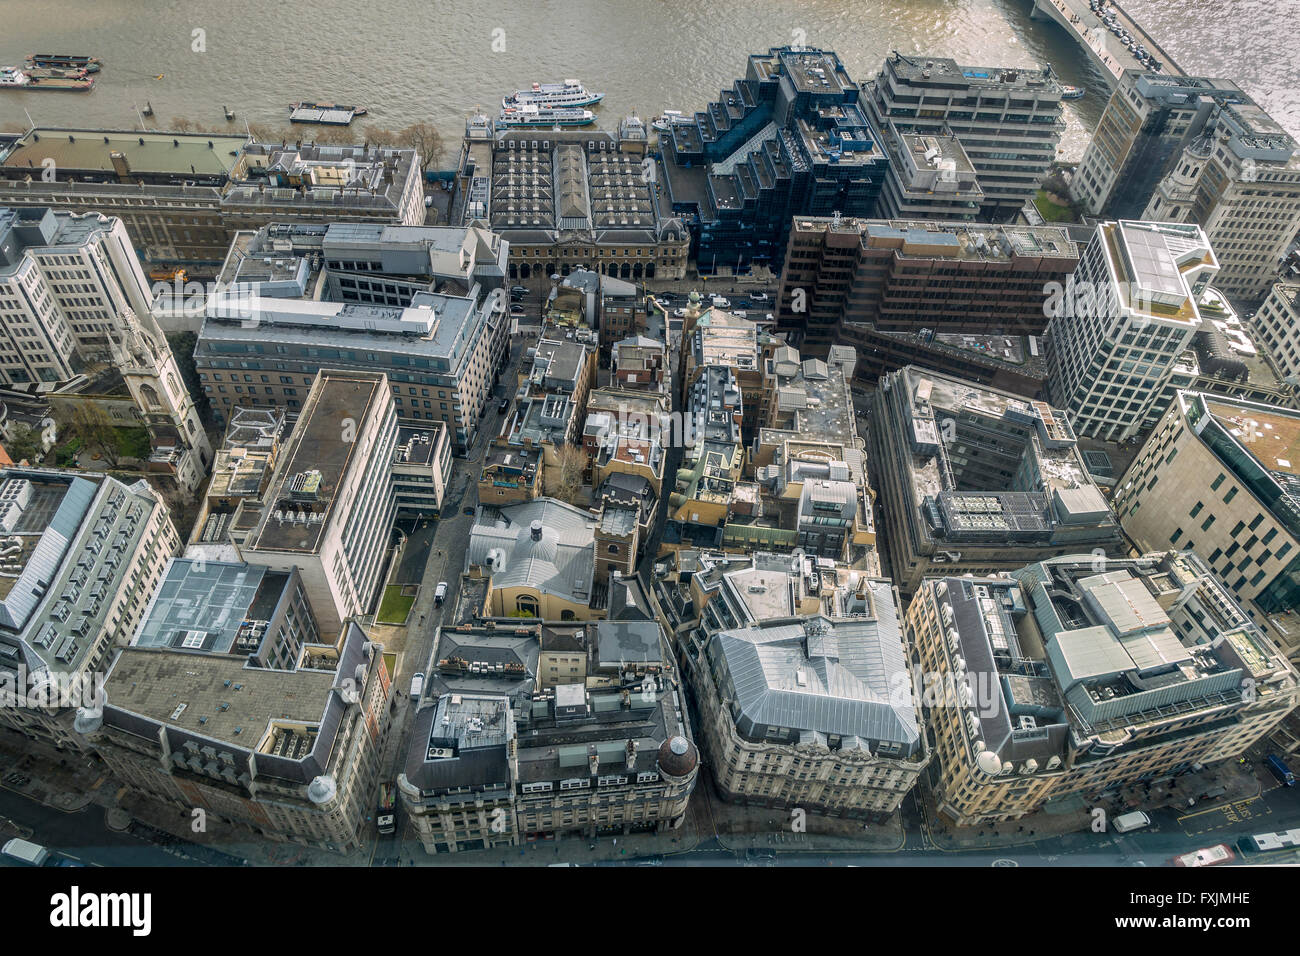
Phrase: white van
[
  {"left": 434, "top": 581, "right": 448, "bottom": 606},
  {"left": 711, "top": 296, "right": 729, "bottom": 309},
  {"left": 409, "top": 672, "right": 425, "bottom": 700},
  {"left": 2, "top": 838, "right": 49, "bottom": 866},
  {"left": 1112, "top": 811, "right": 1152, "bottom": 833}
]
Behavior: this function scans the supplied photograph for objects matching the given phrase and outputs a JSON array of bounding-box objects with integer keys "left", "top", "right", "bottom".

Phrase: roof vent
[{"left": 530, "top": 520, "right": 543, "bottom": 541}]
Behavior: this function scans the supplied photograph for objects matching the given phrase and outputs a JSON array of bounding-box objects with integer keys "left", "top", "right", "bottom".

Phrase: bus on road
[
  {"left": 377, "top": 782, "right": 396, "bottom": 835},
  {"left": 1266, "top": 753, "right": 1295, "bottom": 786}
]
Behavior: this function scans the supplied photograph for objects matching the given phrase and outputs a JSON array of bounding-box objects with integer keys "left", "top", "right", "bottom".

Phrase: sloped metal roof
[
  {"left": 713, "top": 593, "right": 919, "bottom": 747},
  {"left": 467, "top": 498, "right": 597, "bottom": 604},
  {"left": 0, "top": 476, "right": 97, "bottom": 632}
]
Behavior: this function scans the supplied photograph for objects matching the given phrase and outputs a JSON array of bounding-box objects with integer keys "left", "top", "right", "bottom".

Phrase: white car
[
  {"left": 751, "top": 291, "right": 770, "bottom": 302},
  {"left": 673, "top": 308, "right": 687, "bottom": 318},
  {"left": 711, "top": 296, "right": 730, "bottom": 308},
  {"left": 1173, "top": 844, "right": 1233, "bottom": 867}
]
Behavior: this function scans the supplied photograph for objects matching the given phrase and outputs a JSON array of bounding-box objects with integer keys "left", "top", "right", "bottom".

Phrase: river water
[{"left": 0, "top": 0, "right": 1295, "bottom": 162}]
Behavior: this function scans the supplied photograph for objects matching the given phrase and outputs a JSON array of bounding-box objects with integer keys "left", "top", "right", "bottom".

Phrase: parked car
[
  {"left": 672, "top": 308, "right": 687, "bottom": 318},
  {"left": 711, "top": 296, "right": 730, "bottom": 309},
  {"left": 434, "top": 581, "right": 448, "bottom": 606},
  {"left": 498, "top": 398, "right": 510, "bottom": 414},
  {"left": 1, "top": 839, "right": 48, "bottom": 866},
  {"left": 751, "top": 291, "right": 770, "bottom": 302},
  {"left": 1112, "top": 811, "right": 1152, "bottom": 833},
  {"left": 510, "top": 286, "right": 529, "bottom": 297},
  {"left": 409, "top": 672, "right": 425, "bottom": 699}
]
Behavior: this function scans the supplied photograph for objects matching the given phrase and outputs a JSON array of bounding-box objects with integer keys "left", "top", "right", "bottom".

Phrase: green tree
[{"left": 3, "top": 423, "right": 45, "bottom": 464}]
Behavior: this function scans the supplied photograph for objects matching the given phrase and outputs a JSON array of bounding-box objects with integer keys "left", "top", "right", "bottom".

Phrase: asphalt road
[{"left": 0, "top": 787, "right": 182, "bottom": 867}]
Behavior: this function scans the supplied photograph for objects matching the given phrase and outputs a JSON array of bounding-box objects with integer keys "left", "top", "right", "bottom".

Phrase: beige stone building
[
  {"left": 681, "top": 553, "right": 926, "bottom": 819},
  {"left": 1114, "top": 390, "right": 1300, "bottom": 656},
  {"left": 83, "top": 616, "right": 391, "bottom": 853},
  {"left": 905, "top": 552, "right": 1299, "bottom": 826},
  {"left": 399, "top": 618, "right": 695, "bottom": 853},
  {"left": 1248, "top": 281, "right": 1300, "bottom": 384}
]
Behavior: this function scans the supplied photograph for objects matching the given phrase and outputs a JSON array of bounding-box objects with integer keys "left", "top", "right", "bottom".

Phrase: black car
[
  {"left": 498, "top": 398, "right": 510, "bottom": 414},
  {"left": 510, "top": 285, "right": 529, "bottom": 297}
]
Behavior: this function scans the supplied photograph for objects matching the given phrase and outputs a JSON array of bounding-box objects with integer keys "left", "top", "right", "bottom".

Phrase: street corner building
[
  {"left": 905, "top": 552, "right": 1300, "bottom": 827},
  {"left": 1113, "top": 389, "right": 1300, "bottom": 661},
  {"left": 79, "top": 599, "right": 393, "bottom": 853},
  {"left": 397, "top": 615, "right": 697, "bottom": 854},
  {"left": 679, "top": 553, "right": 925, "bottom": 819}
]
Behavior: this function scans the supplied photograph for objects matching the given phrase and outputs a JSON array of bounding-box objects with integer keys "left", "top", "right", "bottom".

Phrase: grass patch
[
  {"left": 377, "top": 584, "right": 416, "bottom": 624},
  {"left": 1034, "top": 189, "right": 1076, "bottom": 223}
]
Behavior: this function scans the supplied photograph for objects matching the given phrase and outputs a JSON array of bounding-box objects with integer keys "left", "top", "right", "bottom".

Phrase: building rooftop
[
  {"left": 132, "top": 560, "right": 293, "bottom": 657},
  {"left": 243, "top": 371, "right": 385, "bottom": 555},
  {"left": 0, "top": 128, "right": 247, "bottom": 179},
  {"left": 883, "top": 52, "right": 1063, "bottom": 96},
  {"left": 0, "top": 207, "right": 125, "bottom": 276},
  {"left": 1013, "top": 553, "right": 1297, "bottom": 737},
  {"left": 1100, "top": 220, "right": 1217, "bottom": 324},
  {"left": 708, "top": 592, "right": 921, "bottom": 753},
  {"left": 100, "top": 621, "right": 372, "bottom": 785},
  {"left": 227, "top": 143, "right": 418, "bottom": 212},
  {"left": 792, "top": 216, "right": 1079, "bottom": 264},
  {"left": 0, "top": 472, "right": 161, "bottom": 679},
  {"left": 403, "top": 619, "right": 687, "bottom": 795},
  {"left": 467, "top": 498, "right": 598, "bottom": 606},
  {"left": 394, "top": 426, "right": 441, "bottom": 468},
  {"left": 886, "top": 366, "right": 1118, "bottom": 544}
]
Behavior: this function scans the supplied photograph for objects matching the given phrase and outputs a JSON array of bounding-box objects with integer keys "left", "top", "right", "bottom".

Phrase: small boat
[
  {"left": 289, "top": 101, "right": 368, "bottom": 125},
  {"left": 503, "top": 79, "right": 603, "bottom": 110},
  {"left": 497, "top": 104, "right": 596, "bottom": 128},
  {"left": 26, "top": 53, "right": 101, "bottom": 73},
  {"left": 1061, "top": 85, "right": 1085, "bottom": 100},
  {"left": 0, "top": 66, "right": 93, "bottom": 91},
  {"left": 651, "top": 109, "right": 691, "bottom": 132}
]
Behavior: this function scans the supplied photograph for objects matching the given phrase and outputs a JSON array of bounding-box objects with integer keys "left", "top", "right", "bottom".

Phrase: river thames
[{"left": 0, "top": 0, "right": 1296, "bottom": 161}]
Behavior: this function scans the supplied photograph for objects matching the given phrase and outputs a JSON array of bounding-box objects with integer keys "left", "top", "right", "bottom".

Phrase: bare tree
[
  {"left": 364, "top": 126, "right": 399, "bottom": 148},
  {"left": 397, "top": 122, "right": 444, "bottom": 172},
  {"left": 311, "top": 125, "right": 356, "bottom": 145},
  {"left": 544, "top": 444, "right": 587, "bottom": 506},
  {"left": 57, "top": 403, "right": 121, "bottom": 468}
]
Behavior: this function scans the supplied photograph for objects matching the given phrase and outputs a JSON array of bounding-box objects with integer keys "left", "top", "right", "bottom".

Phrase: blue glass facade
[{"left": 659, "top": 47, "right": 889, "bottom": 273}]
